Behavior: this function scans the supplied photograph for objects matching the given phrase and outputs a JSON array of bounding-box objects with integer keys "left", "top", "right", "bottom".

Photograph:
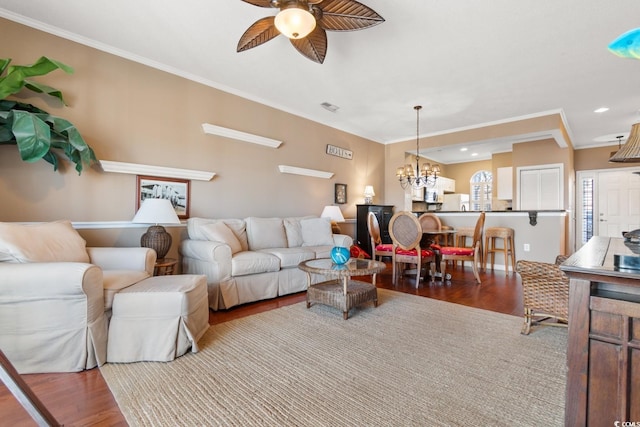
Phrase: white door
[
  {"left": 597, "top": 170, "right": 640, "bottom": 237},
  {"left": 518, "top": 165, "right": 562, "bottom": 210}
]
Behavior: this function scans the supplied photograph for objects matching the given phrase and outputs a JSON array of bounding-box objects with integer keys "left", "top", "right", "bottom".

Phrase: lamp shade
[
  {"left": 132, "top": 198, "right": 181, "bottom": 224},
  {"left": 363, "top": 185, "right": 375, "bottom": 204},
  {"left": 321, "top": 205, "right": 345, "bottom": 223},
  {"left": 609, "top": 123, "right": 640, "bottom": 163},
  {"left": 274, "top": 5, "right": 316, "bottom": 39}
]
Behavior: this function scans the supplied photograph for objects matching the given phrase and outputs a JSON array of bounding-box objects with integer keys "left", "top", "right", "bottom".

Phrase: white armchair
[{"left": 0, "top": 221, "right": 156, "bottom": 373}]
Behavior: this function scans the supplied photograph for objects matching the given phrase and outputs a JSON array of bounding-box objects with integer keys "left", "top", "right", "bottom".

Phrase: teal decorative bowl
[{"left": 330, "top": 246, "right": 350, "bottom": 265}]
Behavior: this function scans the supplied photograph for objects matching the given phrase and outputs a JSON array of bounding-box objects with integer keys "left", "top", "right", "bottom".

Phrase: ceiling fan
[{"left": 237, "top": 0, "right": 384, "bottom": 64}]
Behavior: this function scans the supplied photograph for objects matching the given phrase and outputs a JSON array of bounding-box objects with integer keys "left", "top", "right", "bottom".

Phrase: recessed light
[
  {"left": 594, "top": 107, "right": 609, "bottom": 113},
  {"left": 460, "top": 147, "right": 468, "bottom": 152},
  {"left": 471, "top": 152, "right": 479, "bottom": 157}
]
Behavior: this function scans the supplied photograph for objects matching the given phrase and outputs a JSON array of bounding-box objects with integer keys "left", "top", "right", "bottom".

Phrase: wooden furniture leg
[{"left": 0, "top": 350, "right": 61, "bottom": 427}]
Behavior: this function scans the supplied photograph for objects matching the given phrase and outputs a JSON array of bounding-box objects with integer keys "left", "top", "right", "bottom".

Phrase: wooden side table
[{"left": 154, "top": 258, "right": 178, "bottom": 276}]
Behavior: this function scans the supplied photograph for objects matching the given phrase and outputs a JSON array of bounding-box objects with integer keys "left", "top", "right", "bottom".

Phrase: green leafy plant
[{"left": 0, "top": 56, "right": 97, "bottom": 174}]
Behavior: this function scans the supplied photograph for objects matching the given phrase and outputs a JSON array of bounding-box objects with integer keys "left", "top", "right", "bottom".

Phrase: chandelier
[{"left": 396, "top": 105, "right": 440, "bottom": 189}]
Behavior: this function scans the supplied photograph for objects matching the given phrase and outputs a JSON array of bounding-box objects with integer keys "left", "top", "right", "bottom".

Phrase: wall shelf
[
  {"left": 100, "top": 160, "right": 215, "bottom": 181},
  {"left": 202, "top": 123, "right": 282, "bottom": 149},
  {"left": 278, "top": 165, "right": 334, "bottom": 179}
]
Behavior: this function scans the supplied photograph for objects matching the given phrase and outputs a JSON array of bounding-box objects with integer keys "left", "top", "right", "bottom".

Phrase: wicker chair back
[
  {"left": 389, "top": 212, "right": 422, "bottom": 250},
  {"left": 417, "top": 213, "right": 442, "bottom": 233}
]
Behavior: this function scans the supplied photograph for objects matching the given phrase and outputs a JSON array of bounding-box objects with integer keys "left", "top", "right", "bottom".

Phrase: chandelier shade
[
  {"left": 609, "top": 123, "right": 640, "bottom": 163},
  {"left": 396, "top": 106, "right": 440, "bottom": 189}
]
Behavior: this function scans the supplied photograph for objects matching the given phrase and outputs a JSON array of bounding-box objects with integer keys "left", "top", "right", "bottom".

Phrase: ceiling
[{"left": 2, "top": 0, "right": 640, "bottom": 164}]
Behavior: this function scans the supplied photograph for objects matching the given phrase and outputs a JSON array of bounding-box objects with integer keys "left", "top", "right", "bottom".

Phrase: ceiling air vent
[{"left": 321, "top": 102, "right": 339, "bottom": 113}]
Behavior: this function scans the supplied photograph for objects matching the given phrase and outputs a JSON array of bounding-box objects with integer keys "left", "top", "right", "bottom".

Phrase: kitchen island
[{"left": 560, "top": 236, "right": 640, "bottom": 426}]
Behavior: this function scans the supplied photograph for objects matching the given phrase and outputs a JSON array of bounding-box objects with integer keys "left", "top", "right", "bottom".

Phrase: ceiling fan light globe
[{"left": 275, "top": 6, "right": 316, "bottom": 39}]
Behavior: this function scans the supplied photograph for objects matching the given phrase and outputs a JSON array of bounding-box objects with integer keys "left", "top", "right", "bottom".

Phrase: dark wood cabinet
[
  {"left": 560, "top": 237, "right": 640, "bottom": 426},
  {"left": 355, "top": 204, "right": 394, "bottom": 256}
]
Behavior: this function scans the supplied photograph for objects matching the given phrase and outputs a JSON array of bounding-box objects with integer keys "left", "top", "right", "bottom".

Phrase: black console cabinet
[{"left": 355, "top": 204, "right": 394, "bottom": 256}]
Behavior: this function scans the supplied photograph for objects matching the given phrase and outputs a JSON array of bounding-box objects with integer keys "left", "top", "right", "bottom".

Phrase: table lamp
[
  {"left": 132, "top": 198, "right": 181, "bottom": 260},
  {"left": 363, "top": 185, "right": 375, "bottom": 204},
  {"left": 321, "top": 205, "right": 345, "bottom": 234}
]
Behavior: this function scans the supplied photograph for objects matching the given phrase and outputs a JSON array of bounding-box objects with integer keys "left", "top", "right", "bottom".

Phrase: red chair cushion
[
  {"left": 375, "top": 243, "right": 394, "bottom": 253},
  {"left": 396, "top": 248, "right": 435, "bottom": 257},
  {"left": 438, "top": 246, "right": 474, "bottom": 256},
  {"left": 350, "top": 245, "right": 371, "bottom": 259}
]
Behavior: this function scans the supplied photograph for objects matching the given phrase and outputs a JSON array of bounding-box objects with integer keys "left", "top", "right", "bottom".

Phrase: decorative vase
[{"left": 330, "top": 246, "right": 350, "bottom": 265}]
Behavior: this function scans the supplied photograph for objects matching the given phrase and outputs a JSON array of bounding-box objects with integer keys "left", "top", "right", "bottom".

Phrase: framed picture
[
  {"left": 136, "top": 175, "right": 190, "bottom": 219},
  {"left": 335, "top": 183, "right": 347, "bottom": 204}
]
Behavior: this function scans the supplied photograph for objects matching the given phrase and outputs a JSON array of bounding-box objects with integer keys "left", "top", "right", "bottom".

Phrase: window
[
  {"left": 470, "top": 170, "right": 492, "bottom": 211},
  {"left": 581, "top": 178, "right": 594, "bottom": 244}
]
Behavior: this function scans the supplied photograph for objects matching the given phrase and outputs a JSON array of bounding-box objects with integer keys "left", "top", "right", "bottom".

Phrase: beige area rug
[{"left": 100, "top": 289, "right": 567, "bottom": 426}]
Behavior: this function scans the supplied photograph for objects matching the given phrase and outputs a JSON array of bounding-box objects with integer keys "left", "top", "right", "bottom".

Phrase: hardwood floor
[{"left": 1, "top": 263, "right": 522, "bottom": 426}]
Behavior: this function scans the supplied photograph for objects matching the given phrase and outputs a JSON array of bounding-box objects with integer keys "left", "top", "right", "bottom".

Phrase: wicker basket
[{"left": 516, "top": 255, "right": 569, "bottom": 335}]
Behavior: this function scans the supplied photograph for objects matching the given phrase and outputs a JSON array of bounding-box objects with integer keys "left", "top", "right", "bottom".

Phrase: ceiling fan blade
[
  {"left": 317, "top": 0, "right": 384, "bottom": 31},
  {"left": 237, "top": 17, "right": 280, "bottom": 52},
  {"left": 240, "top": 0, "right": 274, "bottom": 7},
  {"left": 290, "top": 27, "right": 327, "bottom": 63}
]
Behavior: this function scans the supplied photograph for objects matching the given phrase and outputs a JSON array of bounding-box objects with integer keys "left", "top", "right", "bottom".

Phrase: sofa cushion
[
  {"left": 231, "top": 251, "right": 281, "bottom": 276},
  {"left": 283, "top": 216, "right": 315, "bottom": 248},
  {"left": 260, "top": 247, "right": 316, "bottom": 268},
  {"left": 200, "top": 222, "right": 243, "bottom": 254},
  {"left": 0, "top": 220, "right": 90, "bottom": 263},
  {"left": 187, "top": 218, "right": 248, "bottom": 251},
  {"left": 300, "top": 218, "right": 334, "bottom": 247},
  {"left": 246, "top": 217, "right": 287, "bottom": 251},
  {"left": 102, "top": 270, "right": 151, "bottom": 310}
]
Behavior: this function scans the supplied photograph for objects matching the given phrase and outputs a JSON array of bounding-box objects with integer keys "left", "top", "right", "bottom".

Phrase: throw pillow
[
  {"left": 350, "top": 245, "right": 371, "bottom": 259},
  {"left": 200, "top": 222, "right": 243, "bottom": 254},
  {"left": 300, "top": 218, "right": 334, "bottom": 246},
  {"left": 283, "top": 216, "right": 314, "bottom": 248},
  {"left": 0, "top": 220, "right": 90, "bottom": 263},
  {"left": 245, "top": 217, "right": 287, "bottom": 250}
]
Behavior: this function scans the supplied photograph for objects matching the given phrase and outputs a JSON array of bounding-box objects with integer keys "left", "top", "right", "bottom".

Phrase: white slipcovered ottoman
[{"left": 107, "top": 274, "right": 209, "bottom": 363}]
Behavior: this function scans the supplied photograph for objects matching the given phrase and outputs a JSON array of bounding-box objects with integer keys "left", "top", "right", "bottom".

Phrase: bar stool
[{"left": 484, "top": 227, "right": 516, "bottom": 274}]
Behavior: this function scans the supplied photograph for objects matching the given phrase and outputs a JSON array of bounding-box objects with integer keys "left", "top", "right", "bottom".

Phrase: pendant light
[
  {"left": 396, "top": 106, "right": 440, "bottom": 189},
  {"left": 609, "top": 123, "right": 640, "bottom": 163}
]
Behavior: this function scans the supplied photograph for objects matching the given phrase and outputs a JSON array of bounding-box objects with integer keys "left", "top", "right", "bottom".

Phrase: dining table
[{"left": 421, "top": 229, "right": 457, "bottom": 280}]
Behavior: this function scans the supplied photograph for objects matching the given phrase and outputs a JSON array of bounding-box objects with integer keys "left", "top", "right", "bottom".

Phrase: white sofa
[
  {"left": 0, "top": 221, "right": 156, "bottom": 373},
  {"left": 180, "top": 216, "right": 353, "bottom": 310}
]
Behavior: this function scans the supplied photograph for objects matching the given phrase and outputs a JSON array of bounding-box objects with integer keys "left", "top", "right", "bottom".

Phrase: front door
[{"left": 597, "top": 170, "right": 640, "bottom": 237}]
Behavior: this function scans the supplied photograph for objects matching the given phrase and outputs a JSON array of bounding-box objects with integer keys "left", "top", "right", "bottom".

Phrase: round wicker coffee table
[{"left": 298, "top": 258, "right": 386, "bottom": 320}]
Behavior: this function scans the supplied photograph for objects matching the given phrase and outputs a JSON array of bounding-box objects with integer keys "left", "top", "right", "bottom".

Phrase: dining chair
[
  {"left": 417, "top": 212, "right": 443, "bottom": 245},
  {"left": 367, "top": 212, "right": 394, "bottom": 261},
  {"left": 436, "top": 212, "right": 485, "bottom": 284},
  {"left": 388, "top": 211, "right": 436, "bottom": 286}
]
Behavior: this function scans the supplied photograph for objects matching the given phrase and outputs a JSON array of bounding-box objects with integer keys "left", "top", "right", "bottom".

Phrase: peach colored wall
[
  {"left": 444, "top": 160, "right": 493, "bottom": 195},
  {"left": 0, "top": 19, "right": 385, "bottom": 227},
  {"left": 574, "top": 145, "right": 640, "bottom": 171}
]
